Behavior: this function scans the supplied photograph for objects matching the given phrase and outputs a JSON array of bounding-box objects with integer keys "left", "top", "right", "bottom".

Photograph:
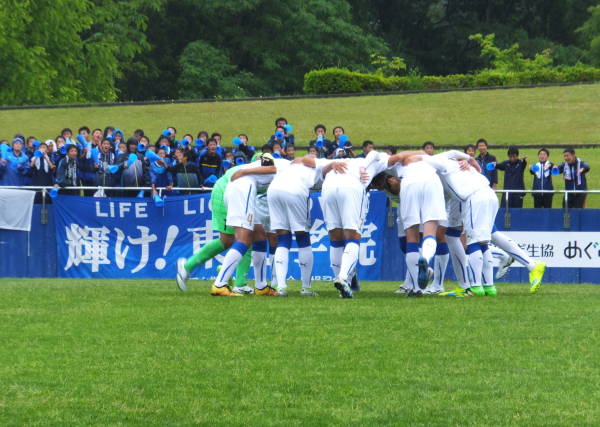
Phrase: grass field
[{"left": 1, "top": 279, "right": 599, "bottom": 426}]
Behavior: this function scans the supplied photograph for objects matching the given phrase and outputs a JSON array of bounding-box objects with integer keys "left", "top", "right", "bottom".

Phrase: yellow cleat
[
  {"left": 211, "top": 285, "right": 243, "bottom": 297},
  {"left": 255, "top": 286, "right": 277, "bottom": 296},
  {"left": 529, "top": 261, "right": 546, "bottom": 294},
  {"left": 439, "top": 286, "right": 463, "bottom": 296}
]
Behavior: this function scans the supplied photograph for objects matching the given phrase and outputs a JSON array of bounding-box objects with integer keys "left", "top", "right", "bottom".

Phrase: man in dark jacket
[
  {"left": 198, "top": 138, "right": 222, "bottom": 187},
  {"left": 497, "top": 147, "right": 527, "bottom": 208},
  {"left": 475, "top": 139, "right": 498, "bottom": 189},
  {"left": 529, "top": 148, "right": 554, "bottom": 208},
  {"left": 555, "top": 147, "right": 591, "bottom": 208}
]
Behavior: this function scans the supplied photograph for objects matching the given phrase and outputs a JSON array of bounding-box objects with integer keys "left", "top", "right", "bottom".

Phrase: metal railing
[
  {"left": 494, "top": 189, "right": 600, "bottom": 230},
  {"left": 1, "top": 186, "right": 213, "bottom": 225}
]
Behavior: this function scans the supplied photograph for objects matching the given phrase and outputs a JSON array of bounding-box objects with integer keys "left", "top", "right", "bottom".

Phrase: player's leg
[
  {"left": 212, "top": 227, "right": 251, "bottom": 296},
  {"left": 404, "top": 224, "right": 422, "bottom": 297},
  {"left": 425, "top": 225, "right": 448, "bottom": 294},
  {"left": 492, "top": 246, "right": 514, "bottom": 280},
  {"left": 322, "top": 186, "right": 345, "bottom": 282},
  {"left": 443, "top": 226, "right": 471, "bottom": 295},
  {"left": 253, "top": 224, "right": 276, "bottom": 296},
  {"left": 481, "top": 243, "right": 496, "bottom": 296},
  {"left": 417, "top": 180, "right": 446, "bottom": 290},
  {"left": 296, "top": 231, "right": 316, "bottom": 296},
  {"left": 232, "top": 247, "right": 254, "bottom": 294},
  {"left": 267, "top": 233, "right": 279, "bottom": 288},
  {"left": 491, "top": 226, "right": 546, "bottom": 293}
]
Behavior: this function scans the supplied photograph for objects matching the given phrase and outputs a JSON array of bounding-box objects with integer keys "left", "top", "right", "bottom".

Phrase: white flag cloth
[{"left": 0, "top": 189, "right": 35, "bottom": 231}]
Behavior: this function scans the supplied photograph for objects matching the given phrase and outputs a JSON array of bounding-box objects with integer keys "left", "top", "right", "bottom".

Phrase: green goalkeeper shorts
[{"left": 211, "top": 178, "right": 234, "bottom": 235}]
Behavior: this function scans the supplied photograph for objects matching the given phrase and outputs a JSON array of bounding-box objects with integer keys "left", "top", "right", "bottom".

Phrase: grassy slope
[
  {"left": 1, "top": 279, "right": 599, "bottom": 426},
  {"left": 1, "top": 84, "right": 599, "bottom": 206}
]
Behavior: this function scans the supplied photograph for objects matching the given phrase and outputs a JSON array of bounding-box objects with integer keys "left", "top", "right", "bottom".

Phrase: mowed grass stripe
[{"left": 1, "top": 279, "right": 599, "bottom": 426}]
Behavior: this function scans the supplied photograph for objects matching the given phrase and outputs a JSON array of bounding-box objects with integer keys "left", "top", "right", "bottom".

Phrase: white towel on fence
[{"left": 0, "top": 189, "right": 35, "bottom": 231}]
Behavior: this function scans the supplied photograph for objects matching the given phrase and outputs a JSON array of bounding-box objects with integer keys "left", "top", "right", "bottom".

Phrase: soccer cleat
[
  {"left": 334, "top": 277, "right": 353, "bottom": 299},
  {"left": 276, "top": 287, "right": 289, "bottom": 297},
  {"left": 496, "top": 254, "right": 514, "bottom": 280},
  {"left": 211, "top": 285, "right": 243, "bottom": 297},
  {"left": 395, "top": 283, "right": 411, "bottom": 293},
  {"left": 300, "top": 288, "right": 319, "bottom": 296},
  {"left": 176, "top": 258, "right": 189, "bottom": 292},
  {"left": 483, "top": 285, "right": 497, "bottom": 296},
  {"left": 423, "top": 285, "right": 443, "bottom": 295},
  {"left": 529, "top": 261, "right": 546, "bottom": 294},
  {"left": 455, "top": 288, "right": 476, "bottom": 298},
  {"left": 216, "top": 265, "right": 233, "bottom": 288},
  {"left": 439, "top": 286, "right": 464, "bottom": 296},
  {"left": 406, "top": 290, "right": 423, "bottom": 298},
  {"left": 417, "top": 257, "right": 430, "bottom": 289},
  {"left": 255, "top": 286, "right": 277, "bottom": 296},
  {"left": 232, "top": 285, "right": 254, "bottom": 295},
  {"left": 470, "top": 285, "right": 485, "bottom": 297},
  {"left": 350, "top": 274, "right": 360, "bottom": 292}
]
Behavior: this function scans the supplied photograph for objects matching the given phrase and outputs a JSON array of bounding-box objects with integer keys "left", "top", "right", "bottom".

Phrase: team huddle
[{"left": 175, "top": 148, "right": 547, "bottom": 298}]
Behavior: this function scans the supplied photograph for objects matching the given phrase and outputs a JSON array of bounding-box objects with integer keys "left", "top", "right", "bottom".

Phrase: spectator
[
  {"left": 52, "top": 136, "right": 67, "bottom": 165},
  {"left": 45, "top": 139, "right": 56, "bottom": 162},
  {"left": 356, "top": 140, "right": 375, "bottom": 159},
  {"left": 150, "top": 147, "right": 174, "bottom": 198},
  {"left": 233, "top": 134, "right": 255, "bottom": 158},
  {"left": 30, "top": 142, "right": 55, "bottom": 202},
  {"left": 61, "top": 128, "right": 74, "bottom": 145},
  {"left": 0, "top": 138, "right": 31, "bottom": 186},
  {"left": 284, "top": 144, "right": 296, "bottom": 160},
  {"left": 497, "top": 147, "right": 528, "bottom": 208},
  {"left": 116, "top": 141, "right": 127, "bottom": 156},
  {"left": 25, "top": 136, "right": 37, "bottom": 158},
  {"left": 113, "top": 129, "right": 124, "bottom": 146},
  {"left": 261, "top": 144, "right": 273, "bottom": 154},
  {"left": 529, "top": 148, "right": 554, "bottom": 208},
  {"left": 155, "top": 135, "right": 171, "bottom": 156},
  {"left": 422, "top": 141, "right": 435, "bottom": 155},
  {"left": 198, "top": 138, "right": 222, "bottom": 187},
  {"left": 308, "top": 146, "right": 318, "bottom": 156},
  {"left": 76, "top": 127, "right": 95, "bottom": 195},
  {"left": 197, "top": 131, "right": 209, "bottom": 142},
  {"left": 272, "top": 141, "right": 285, "bottom": 158},
  {"left": 333, "top": 148, "right": 347, "bottom": 159},
  {"left": 309, "top": 125, "right": 330, "bottom": 159},
  {"left": 78, "top": 126, "right": 90, "bottom": 143},
  {"left": 385, "top": 146, "right": 397, "bottom": 156},
  {"left": 91, "top": 128, "right": 103, "bottom": 149},
  {"left": 475, "top": 139, "right": 498, "bottom": 189},
  {"left": 103, "top": 126, "right": 115, "bottom": 139},
  {"left": 134, "top": 129, "right": 145, "bottom": 140},
  {"left": 94, "top": 138, "right": 121, "bottom": 197},
  {"left": 326, "top": 126, "right": 346, "bottom": 159},
  {"left": 54, "top": 144, "right": 80, "bottom": 195},
  {"left": 268, "top": 117, "right": 295, "bottom": 147},
  {"left": 269, "top": 125, "right": 288, "bottom": 150},
  {"left": 555, "top": 147, "right": 591, "bottom": 208},
  {"left": 117, "top": 136, "right": 149, "bottom": 197},
  {"left": 464, "top": 144, "right": 476, "bottom": 157},
  {"left": 233, "top": 151, "right": 247, "bottom": 165},
  {"left": 222, "top": 151, "right": 234, "bottom": 174},
  {"left": 167, "top": 148, "right": 202, "bottom": 194}
]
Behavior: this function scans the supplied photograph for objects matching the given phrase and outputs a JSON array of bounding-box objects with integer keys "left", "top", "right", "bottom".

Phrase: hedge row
[{"left": 303, "top": 67, "right": 600, "bottom": 94}]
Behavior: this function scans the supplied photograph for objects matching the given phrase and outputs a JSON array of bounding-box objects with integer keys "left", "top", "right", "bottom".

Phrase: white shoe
[
  {"left": 300, "top": 288, "right": 319, "bottom": 296},
  {"left": 428, "top": 267, "right": 434, "bottom": 281},
  {"left": 176, "top": 258, "right": 189, "bottom": 292},
  {"left": 395, "top": 283, "right": 411, "bottom": 293},
  {"left": 277, "top": 287, "right": 288, "bottom": 297},
  {"left": 232, "top": 285, "right": 255, "bottom": 294},
  {"left": 423, "top": 285, "right": 443, "bottom": 295},
  {"left": 496, "top": 255, "right": 515, "bottom": 280}
]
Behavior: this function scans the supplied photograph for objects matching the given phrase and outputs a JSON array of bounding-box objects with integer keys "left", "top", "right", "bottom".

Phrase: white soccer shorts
[
  {"left": 224, "top": 178, "right": 257, "bottom": 231},
  {"left": 439, "top": 200, "right": 462, "bottom": 228},
  {"left": 400, "top": 180, "right": 447, "bottom": 230},
  {"left": 255, "top": 193, "right": 273, "bottom": 233},
  {"left": 321, "top": 185, "right": 365, "bottom": 232},
  {"left": 268, "top": 189, "right": 311, "bottom": 232},
  {"left": 462, "top": 186, "right": 498, "bottom": 245}
]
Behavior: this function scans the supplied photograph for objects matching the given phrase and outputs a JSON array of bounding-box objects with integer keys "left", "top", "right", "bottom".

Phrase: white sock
[
  {"left": 339, "top": 240, "right": 360, "bottom": 282},
  {"left": 421, "top": 236, "right": 437, "bottom": 264},
  {"left": 491, "top": 231, "right": 536, "bottom": 271},
  {"left": 433, "top": 254, "right": 449, "bottom": 288},
  {"left": 404, "top": 268, "right": 414, "bottom": 288},
  {"left": 253, "top": 249, "right": 268, "bottom": 290},
  {"left": 330, "top": 244, "right": 344, "bottom": 278},
  {"left": 482, "top": 245, "right": 494, "bottom": 287},
  {"left": 298, "top": 246, "right": 313, "bottom": 288},
  {"left": 215, "top": 243, "right": 247, "bottom": 287},
  {"left": 274, "top": 247, "right": 289, "bottom": 289},
  {"left": 406, "top": 250, "right": 420, "bottom": 292},
  {"left": 447, "top": 235, "right": 470, "bottom": 289},
  {"left": 467, "top": 243, "right": 483, "bottom": 288}
]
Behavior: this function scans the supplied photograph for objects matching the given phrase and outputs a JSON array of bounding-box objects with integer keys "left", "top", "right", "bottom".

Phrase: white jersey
[
  {"left": 236, "top": 159, "right": 290, "bottom": 191},
  {"left": 323, "top": 150, "right": 390, "bottom": 190},
  {"left": 422, "top": 151, "right": 489, "bottom": 203},
  {"left": 269, "top": 159, "right": 329, "bottom": 193},
  {"left": 388, "top": 161, "right": 439, "bottom": 186}
]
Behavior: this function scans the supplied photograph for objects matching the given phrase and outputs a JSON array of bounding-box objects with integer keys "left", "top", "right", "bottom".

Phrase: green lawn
[{"left": 1, "top": 279, "right": 599, "bottom": 426}]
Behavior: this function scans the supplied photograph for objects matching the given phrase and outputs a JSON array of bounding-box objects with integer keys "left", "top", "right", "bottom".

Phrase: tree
[{"left": 577, "top": 5, "right": 600, "bottom": 67}]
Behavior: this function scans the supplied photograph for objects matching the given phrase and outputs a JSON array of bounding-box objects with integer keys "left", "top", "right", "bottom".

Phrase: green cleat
[
  {"left": 455, "top": 288, "right": 477, "bottom": 298},
  {"left": 529, "top": 261, "right": 546, "bottom": 294},
  {"left": 483, "top": 285, "right": 497, "bottom": 296},
  {"left": 470, "top": 285, "right": 485, "bottom": 297}
]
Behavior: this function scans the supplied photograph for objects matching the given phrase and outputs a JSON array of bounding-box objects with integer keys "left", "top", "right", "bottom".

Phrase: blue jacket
[
  {"left": 198, "top": 153, "right": 222, "bottom": 187},
  {"left": 529, "top": 161, "right": 554, "bottom": 192},
  {"left": 497, "top": 159, "right": 527, "bottom": 190},
  {"left": 0, "top": 149, "right": 31, "bottom": 186},
  {"left": 55, "top": 157, "right": 82, "bottom": 187},
  {"left": 557, "top": 160, "right": 591, "bottom": 191},
  {"left": 476, "top": 153, "right": 498, "bottom": 187},
  {"left": 268, "top": 134, "right": 295, "bottom": 150}
]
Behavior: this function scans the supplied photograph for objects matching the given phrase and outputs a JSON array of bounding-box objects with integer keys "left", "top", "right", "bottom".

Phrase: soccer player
[
  {"left": 268, "top": 155, "right": 347, "bottom": 296},
  {"left": 321, "top": 149, "right": 420, "bottom": 298}
]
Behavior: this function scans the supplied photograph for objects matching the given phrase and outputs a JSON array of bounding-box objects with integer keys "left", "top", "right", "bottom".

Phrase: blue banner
[{"left": 53, "top": 191, "right": 387, "bottom": 281}]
